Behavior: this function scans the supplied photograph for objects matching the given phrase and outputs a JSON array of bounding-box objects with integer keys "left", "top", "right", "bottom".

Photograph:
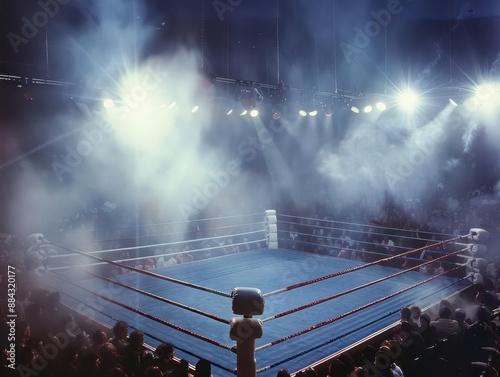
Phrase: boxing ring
[{"left": 43, "top": 211, "right": 482, "bottom": 377}]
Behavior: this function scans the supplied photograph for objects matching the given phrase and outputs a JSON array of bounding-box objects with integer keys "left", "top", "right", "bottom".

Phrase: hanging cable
[
  {"left": 276, "top": 0, "right": 280, "bottom": 84},
  {"left": 448, "top": 0, "right": 453, "bottom": 84},
  {"left": 45, "top": 25, "right": 49, "bottom": 78},
  {"left": 333, "top": 0, "right": 338, "bottom": 94},
  {"left": 201, "top": 0, "right": 205, "bottom": 69}
]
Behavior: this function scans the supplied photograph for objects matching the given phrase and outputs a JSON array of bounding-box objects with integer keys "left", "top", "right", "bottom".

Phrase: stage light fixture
[
  {"left": 398, "top": 89, "right": 419, "bottom": 111},
  {"left": 103, "top": 98, "right": 114, "bottom": 108},
  {"left": 191, "top": 105, "right": 199, "bottom": 113},
  {"left": 236, "top": 87, "right": 263, "bottom": 111},
  {"left": 323, "top": 105, "right": 333, "bottom": 116},
  {"left": 363, "top": 105, "right": 373, "bottom": 113},
  {"left": 227, "top": 108, "right": 234, "bottom": 115},
  {"left": 240, "top": 109, "right": 248, "bottom": 116},
  {"left": 376, "top": 102, "right": 386, "bottom": 111},
  {"left": 167, "top": 101, "right": 177, "bottom": 109},
  {"left": 308, "top": 110, "right": 318, "bottom": 117},
  {"left": 272, "top": 108, "right": 281, "bottom": 120},
  {"left": 449, "top": 98, "right": 458, "bottom": 107},
  {"left": 270, "top": 88, "right": 286, "bottom": 120},
  {"left": 250, "top": 109, "right": 259, "bottom": 117},
  {"left": 350, "top": 106, "right": 360, "bottom": 113},
  {"left": 299, "top": 109, "right": 307, "bottom": 117}
]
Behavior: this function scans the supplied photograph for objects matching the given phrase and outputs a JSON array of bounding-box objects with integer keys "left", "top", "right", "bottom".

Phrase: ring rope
[
  {"left": 48, "top": 237, "right": 267, "bottom": 271},
  {"left": 48, "top": 271, "right": 232, "bottom": 351},
  {"left": 74, "top": 218, "right": 266, "bottom": 245},
  {"left": 263, "top": 234, "right": 466, "bottom": 297},
  {"left": 256, "top": 309, "right": 399, "bottom": 374},
  {"left": 75, "top": 266, "right": 230, "bottom": 324},
  {"left": 50, "top": 242, "right": 232, "bottom": 298},
  {"left": 278, "top": 214, "right": 457, "bottom": 240},
  {"left": 143, "top": 330, "right": 235, "bottom": 374},
  {"left": 95, "top": 220, "right": 266, "bottom": 246},
  {"left": 52, "top": 229, "right": 264, "bottom": 258},
  {"left": 255, "top": 264, "right": 462, "bottom": 352},
  {"left": 50, "top": 280, "right": 235, "bottom": 372},
  {"left": 261, "top": 247, "right": 466, "bottom": 323},
  {"left": 256, "top": 274, "right": 469, "bottom": 373}
]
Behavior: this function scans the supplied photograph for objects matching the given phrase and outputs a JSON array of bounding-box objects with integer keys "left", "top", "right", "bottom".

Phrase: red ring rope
[
  {"left": 51, "top": 272, "right": 232, "bottom": 351},
  {"left": 77, "top": 267, "right": 230, "bottom": 324},
  {"left": 255, "top": 264, "right": 463, "bottom": 352},
  {"left": 262, "top": 247, "right": 466, "bottom": 323},
  {"left": 50, "top": 242, "right": 231, "bottom": 298},
  {"left": 263, "top": 234, "right": 466, "bottom": 297}
]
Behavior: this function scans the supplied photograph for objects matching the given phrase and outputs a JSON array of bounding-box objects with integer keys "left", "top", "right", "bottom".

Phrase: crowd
[
  {"left": 0, "top": 301, "right": 213, "bottom": 377},
  {"left": 284, "top": 282, "right": 500, "bottom": 377},
  {"left": 0, "top": 181, "right": 499, "bottom": 376}
]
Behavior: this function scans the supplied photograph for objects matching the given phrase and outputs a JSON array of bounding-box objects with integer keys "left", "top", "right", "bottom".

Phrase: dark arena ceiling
[{"left": 0, "top": 0, "right": 499, "bottom": 233}]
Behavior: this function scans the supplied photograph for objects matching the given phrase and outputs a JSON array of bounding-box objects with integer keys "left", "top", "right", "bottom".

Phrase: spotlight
[
  {"left": 103, "top": 98, "right": 114, "bottom": 108},
  {"left": 236, "top": 87, "right": 263, "bottom": 112},
  {"left": 191, "top": 105, "right": 199, "bottom": 113},
  {"left": 299, "top": 109, "right": 307, "bottom": 117},
  {"left": 272, "top": 108, "right": 281, "bottom": 120},
  {"left": 350, "top": 106, "right": 360, "bottom": 113},
  {"left": 308, "top": 110, "right": 318, "bottom": 117},
  {"left": 167, "top": 101, "right": 177, "bottom": 109},
  {"left": 473, "top": 82, "right": 500, "bottom": 112},
  {"left": 240, "top": 109, "right": 248, "bottom": 116},
  {"left": 376, "top": 102, "right": 387, "bottom": 111},
  {"left": 227, "top": 108, "right": 234, "bottom": 115},
  {"left": 363, "top": 105, "right": 373, "bottom": 113},
  {"left": 449, "top": 98, "right": 458, "bottom": 107},
  {"left": 398, "top": 89, "right": 419, "bottom": 111},
  {"left": 270, "top": 88, "right": 286, "bottom": 120},
  {"left": 250, "top": 109, "right": 259, "bottom": 117},
  {"left": 323, "top": 105, "right": 333, "bottom": 117}
]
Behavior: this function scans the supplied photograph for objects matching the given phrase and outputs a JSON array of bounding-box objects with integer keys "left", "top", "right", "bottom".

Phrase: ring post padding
[
  {"left": 230, "top": 287, "right": 264, "bottom": 377},
  {"left": 268, "top": 241, "right": 278, "bottom": 249},
  {"left": 468, "top": 228, "right": 490, "bottom": 242},
  {"left": 268, "top": 233, "right": 278, "bottom": 243},
  {"left": 265, "top": 209, "right": 278, "bottom": 249}
]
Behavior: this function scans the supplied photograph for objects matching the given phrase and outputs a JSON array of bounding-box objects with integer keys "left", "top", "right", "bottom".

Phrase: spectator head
[
  {"left": 156, "top": 342, "right": 175, "bottom": 360},
  {"left": 454, "top": 308, "right": 467, "bottom": 323},
  {"left": 400, "top": 307, "right": 412, "bottom": 322},
  {"left": 92, "top": 330, "right": 108, "bottom": 346},
  {"left": 47, "top": 291, "right": 61, "bottom": 307},
  {"left": 76, "top": 331, "right": 90, "bottom": 344},
  {"left": 328, "top": 359, "right": 350, "bottom": 377},
  {"left": 276, "top": 369, "right": 290, "bottom": 377},
  {"left": 128, "top": 330, "right": 144, "bottom": 348},
  {"left": 304, "top": 368, "right": 317, "bottom": 377},
  {"left": 410, "top": 305, "right": 422, "bottom": 320},
  {"left": 112, "top": 320, "right": 129, "bottom": 339},
  {"left": 338, "top": 353, "right": 355, "bottom": 374},
  {"left": 145, "top": 366, "right": 163, "bottom": 377},
  {"left": 195, "top": 358, "right": 212, "bottom": 377},
  {"left": 99, "top": 342, "right": 118, "bottom": 361},
  {"left": 475, "top": 305, "right": 491, "bottom": 323},
  {"left": 420, "top": 313, "right": 431, "bottom": 325},
  {"left": 438, "top": 306, "right": 452, "bottom": 319}
]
